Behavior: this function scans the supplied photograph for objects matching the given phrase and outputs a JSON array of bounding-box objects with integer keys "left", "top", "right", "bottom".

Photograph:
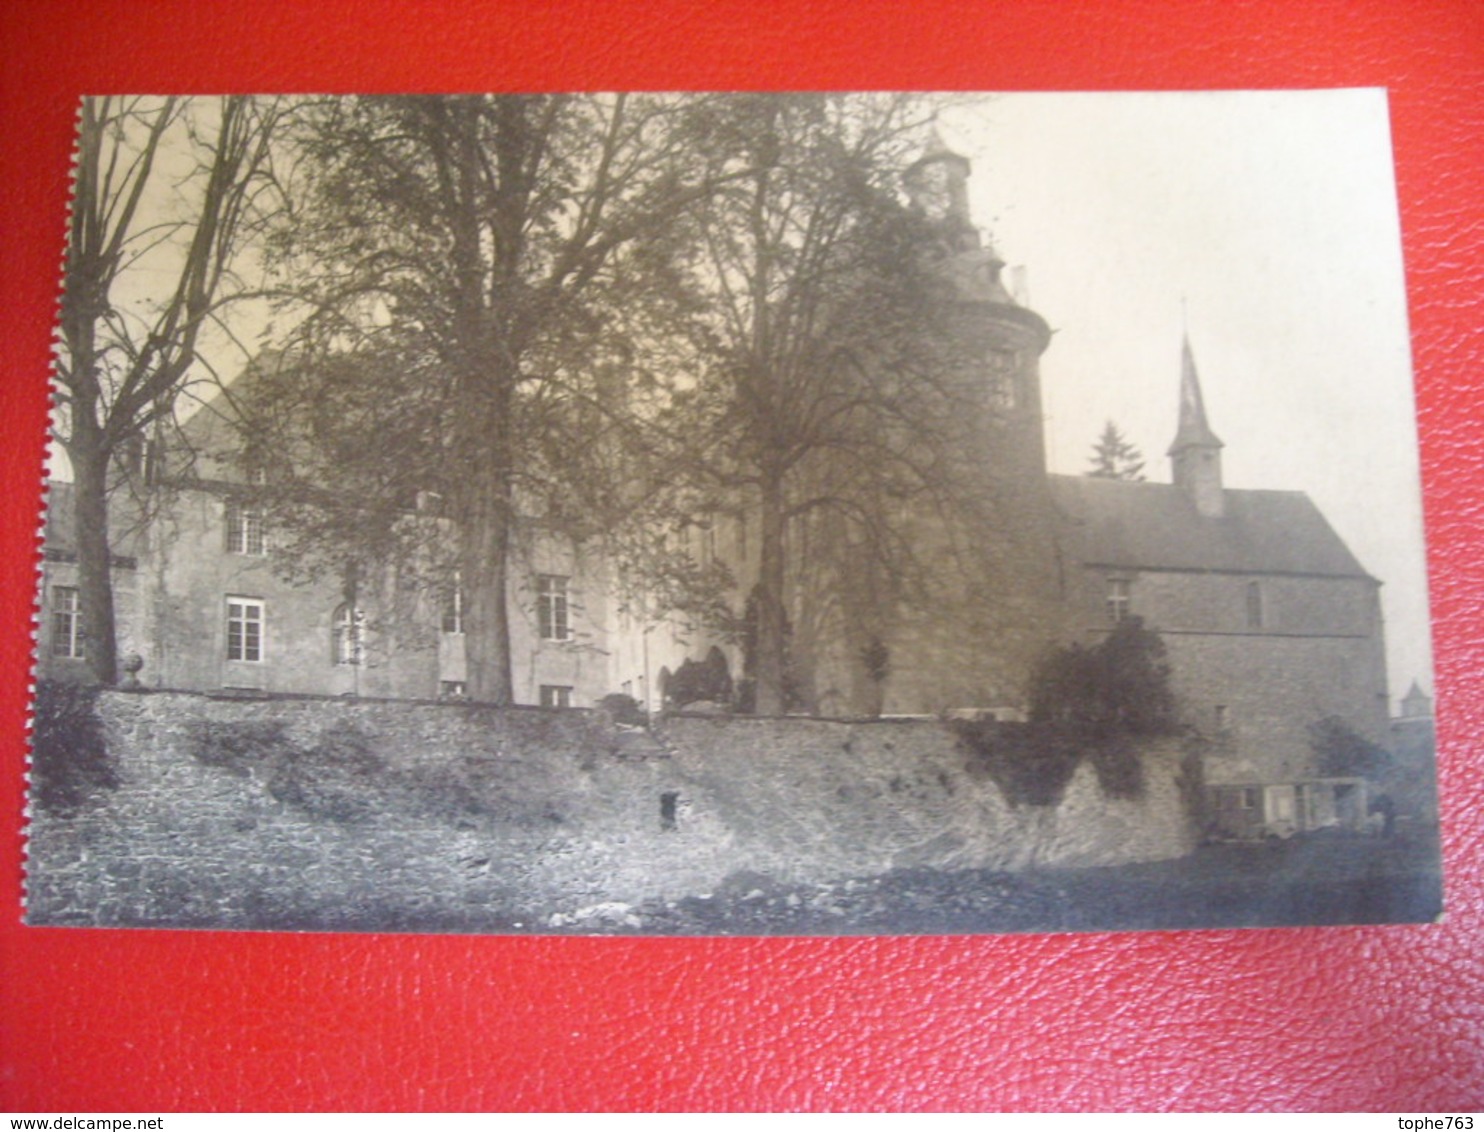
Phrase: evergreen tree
[{"left": 1087, "top": 419, "right": 1146, "bottom": 481}]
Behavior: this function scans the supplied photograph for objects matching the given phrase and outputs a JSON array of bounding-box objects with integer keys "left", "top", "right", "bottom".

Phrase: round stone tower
[{"left": 862, "top": 131, "right": 1063, "bottom": 715}]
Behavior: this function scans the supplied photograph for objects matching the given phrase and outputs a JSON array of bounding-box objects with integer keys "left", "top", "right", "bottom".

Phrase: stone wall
[{"left": 26, "top": 691, "right": 1196, "bottom": 930}]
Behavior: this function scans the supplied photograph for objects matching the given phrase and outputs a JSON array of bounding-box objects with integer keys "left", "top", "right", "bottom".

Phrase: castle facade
[{"left": 35, "top": 135, "right": 1395, "bottom": 818}]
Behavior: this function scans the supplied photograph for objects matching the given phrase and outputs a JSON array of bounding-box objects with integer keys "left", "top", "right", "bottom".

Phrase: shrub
[
  {"left": 667, "top": 646, "right": 734, "bottom": 709},
  {"left": 30, "top": 679, "right": 116, "bottom": 812},
  {"left": 267, "top": 722, "right": 385, "bottom": 823},
  {"left": 190, "top": 719, "right": 292, "bottom": 777},
  {"left": 598, "top": 692, "right": 647, "bottom": 726},
  {"left": 953, "top": 720, "right": 1080, "bottom": 807},
  {"left": 1029, "top": 617, "right": 1176, "bottom": 739}
]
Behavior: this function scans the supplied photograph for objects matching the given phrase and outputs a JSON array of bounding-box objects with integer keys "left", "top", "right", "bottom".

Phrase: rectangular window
[
  {"left": 1214, "top": 704, "right": 1230, "bottom": 732},
  {"left": 226, "top": 598, "right": 264, "bottom": 662},
  {"left": 333, "top": 604, "right": 363, "bottom": 666},
  {"left": 540, "top": 684, "right": 572, "bottom": 708},
  {"left": 442, "top": 576, "right": 464, "bottom": 634},
  {"left": 536, "top": 575, "right": 570, "bottom": 641},
  {"left": 50, "top": 584, "right": 83, "bottom": 659},
  {"left": 984, "top": 347, "right": 1019, "bottom": 410},
  {"left": 1106, "top": 578, "right": 1131, "bottom": 623},
  {"left": 440, "top": 680, "right": 467, "bottom": 699},
  {"left": 225, "top": 501, "right": 265, "bottom": 556}
]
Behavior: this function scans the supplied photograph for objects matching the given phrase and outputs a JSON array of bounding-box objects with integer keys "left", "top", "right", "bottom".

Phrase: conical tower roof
[{"left": 1167, "top": 334, "right": 1224, "bottom": 455}]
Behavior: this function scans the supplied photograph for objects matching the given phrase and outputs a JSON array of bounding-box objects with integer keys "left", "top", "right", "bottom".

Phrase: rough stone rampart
[{"left": 26, "top": 691, "right": 1196, "bottom": 930}]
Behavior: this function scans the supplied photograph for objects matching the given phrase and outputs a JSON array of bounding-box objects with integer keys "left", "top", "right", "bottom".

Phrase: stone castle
[{"left": 36, "top": 133, "right": 1398, "bottom": 833}]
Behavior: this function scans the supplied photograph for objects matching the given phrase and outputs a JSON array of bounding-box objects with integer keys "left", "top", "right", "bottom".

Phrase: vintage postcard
[{"left": 25, "top": 90, "right": 1440, "bottom": 934}]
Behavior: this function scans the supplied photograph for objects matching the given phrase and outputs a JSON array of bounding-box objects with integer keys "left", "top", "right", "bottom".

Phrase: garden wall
[{"left": 26, "top": 691, "right": 1196, "bottom": 930}]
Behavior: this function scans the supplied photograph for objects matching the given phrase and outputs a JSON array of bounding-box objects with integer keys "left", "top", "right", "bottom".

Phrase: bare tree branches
[{"left": 56, "top": 96, "right": 284, "bottom": 683}]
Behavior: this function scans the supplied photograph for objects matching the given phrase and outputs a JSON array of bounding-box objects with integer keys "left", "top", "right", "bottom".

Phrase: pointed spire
[
  {"left": 1400, "top": 680, "right": 1432, "bottom": 719},
  {"left": 921, "top": 122, "right": 961, "bottom": 163},
  {"left": 1168, "top": 333, "right": 1224, "bottom": 455},
  {"left": 1168, "top": 332, "right": 1226, "bottom": 517}
]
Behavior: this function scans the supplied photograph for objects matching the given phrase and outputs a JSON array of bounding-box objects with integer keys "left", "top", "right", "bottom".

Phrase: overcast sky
[{"left": 940, "top": 89, "right": 1431, "bottom": 709}]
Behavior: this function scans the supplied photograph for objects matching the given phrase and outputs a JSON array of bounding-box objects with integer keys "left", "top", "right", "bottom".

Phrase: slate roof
[{"left": 1049, "top": 474, "right": 1373, "bottom": 580}]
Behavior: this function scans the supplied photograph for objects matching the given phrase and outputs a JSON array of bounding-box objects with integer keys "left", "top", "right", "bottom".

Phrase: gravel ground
[{"left": 602, "top": 826, "right": 1444, "bottom": 936}]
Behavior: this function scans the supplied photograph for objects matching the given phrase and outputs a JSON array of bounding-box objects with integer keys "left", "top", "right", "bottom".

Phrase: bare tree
[
  {"left": 248, "top": 95, "right": 724, "bottom": 704},
  {"left": 647, "top": 94, "right": 995, "bottom": 714},
  {"left": 55, "top": 96, "right": 282, "bottom": 684}
]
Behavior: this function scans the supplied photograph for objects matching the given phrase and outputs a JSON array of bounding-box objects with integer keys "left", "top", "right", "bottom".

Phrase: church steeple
[{"left": 1168, "top": 334, "right": 1226, "bottom": 517}]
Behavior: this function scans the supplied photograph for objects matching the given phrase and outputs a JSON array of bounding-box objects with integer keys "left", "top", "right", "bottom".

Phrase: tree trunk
[
  {"left": 69, "top": 430, "right": 119, "bottom": 686},
  {"left": 461, "top": 494, "right": 515, "bottom": 705},
  {"left": 754, "top": 477, "right": 787, "bottom": 715},
  {"left": 457, "top": 371, "right": 517, "bottom": 705}
]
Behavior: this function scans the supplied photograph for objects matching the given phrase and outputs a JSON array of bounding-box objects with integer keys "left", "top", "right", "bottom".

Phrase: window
[
  {"left": 536, "top": 575, "right": 570, "bottom": 641},
  {"left": 660, "top": 791, "right": 679, "bottom": 833},
  {"left": 50, "top": 585, "right": 83, "bottom": 659},
  {"left": 1106, "top": 578, "right": 1131, "bottom": 623},
  {"left": 540, "top": 684, "right": 572, "bottom": 708},
  {"left": 1214, "top": 704, "right": 1230, "bottom": 732},
  {"left": 226, "top": 598, "right": 264, "bottom": 662},
  {"left": 442, "top": 575, "right": 464, "bottom": 634},
  {"left": 225, "top": 501, "right": 265, "bottom": 555},
  {"left": 984, "top": 347, "right": 1018, "bottom": 410},
  {"left": 1245, "top": 581, "right": 1264, "bottom": 629},
  {"left": 440, "top": 680, "right": 467, "bottom": 699},
  {"left": 333, "top": 603, "right": 363, "bottom": 666}
]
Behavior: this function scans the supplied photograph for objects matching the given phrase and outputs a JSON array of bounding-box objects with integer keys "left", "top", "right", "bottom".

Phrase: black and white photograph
[{"left": 25, "top": 89, "right": 1441, "bottom": 935}]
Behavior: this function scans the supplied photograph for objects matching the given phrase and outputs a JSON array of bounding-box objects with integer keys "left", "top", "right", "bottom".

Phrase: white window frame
[
  {"left": 536, "top": 574, "right": 571, "bottom": 641},
  {"left": 225, "top": 501, "right": 266, "bottom": 556},
  {"left": 226, "top": 597, "right": 265, "bottom": 663},
  {"left": 333, "top": 603, "right": 364, "bottom": 666},
  {"left": 540, "top": 684, "right": 573, "bottom": 708},
  {"left": 442, "top": 575, "right": 464, "bottom": 635},
  {"left": 1106, "top": 577, "right": 1131, "bottom": 624},
  {"left": 51, "top": 584, "right": 84, "bottom": 659}
]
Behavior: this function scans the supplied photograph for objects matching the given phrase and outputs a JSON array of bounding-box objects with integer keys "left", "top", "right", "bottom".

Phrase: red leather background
[{"left": 2, "top": 0, "right": 1481, "bottom": 1112}]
